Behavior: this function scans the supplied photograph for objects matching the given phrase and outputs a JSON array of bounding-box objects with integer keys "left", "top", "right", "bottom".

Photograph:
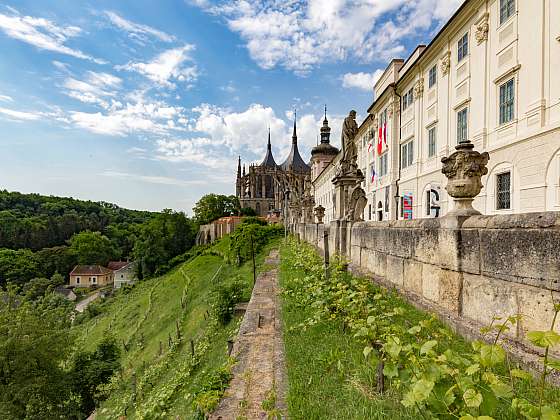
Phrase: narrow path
[
  {"left": 210, "top": 249, "right": 287, "bottom": 420},
  {"left": 75, "top": 291, "right": 100, "bottom": 313}
]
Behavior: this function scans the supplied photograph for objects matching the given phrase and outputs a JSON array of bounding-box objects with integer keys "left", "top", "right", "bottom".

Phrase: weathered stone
[
  {"left": 404, "top": 260, "right": 423, "bottom": 295},
  {"left": 422, "top": 264, "right": 440, "bottom": 303},
  {"left": 386, "top": 255, "right": 404, "bottom": 287},
  {"left": 462, "top": 274, "right": 519, "bottom": 339},
  {"left": 438, "top": 269, "right": 462, "bottom": 314},
  {"left": 517, "top": 286, "right": 560, "bottom": 339}
]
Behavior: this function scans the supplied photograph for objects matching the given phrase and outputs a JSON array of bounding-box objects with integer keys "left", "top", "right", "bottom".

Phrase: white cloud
[
  {"left": 116, "top": 45, "right": 198, "bottom": 88},
  {"left": 342, "top": 69, "right": 384, "bottom": 91},
  {"left": 195, "top": 0, "right": 464, "bottom": 74},
  {"left": 0, "top": 94, "right": 13, "bottom": 102},
  {"left": 0, "top": 106, "right": 42, "bottom": 121},
  {"left": 0, "top": 9, "right": 105, "bottom": 64},
  {"left": 101, "top": 170, "right": 206, "bottom": 187},
  {"left": 104, "top": 11, "right": 175, "bottom": 43},
  {"left": 63, "top": 71, "right": 122, "bottom": 109}
]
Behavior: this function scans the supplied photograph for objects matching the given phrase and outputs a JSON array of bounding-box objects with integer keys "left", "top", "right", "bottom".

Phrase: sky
[{"left": 0, "top": 0, "right": 464, "bottom": 214}]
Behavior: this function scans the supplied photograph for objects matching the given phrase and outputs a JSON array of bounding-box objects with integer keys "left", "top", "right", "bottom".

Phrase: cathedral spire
[
  {"left": 237, "top": 155, "right": 241, "bottom": 178},
  {"left": 267, "top": 127, "right": 271, "bottom": 150},
  {"left": 320, "top": 105, "right": 331, "bottom": 144},
  {"left": 292, "top": 110, "right": 297, "bottom": 145}
]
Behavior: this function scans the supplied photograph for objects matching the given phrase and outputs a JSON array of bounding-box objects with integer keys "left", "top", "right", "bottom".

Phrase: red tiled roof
[
  {"left": 70, "top": 265, "right": 112, "bottom": 276},
  {"left": 107, "top": 261, "right": 129, "bottom": 271}
]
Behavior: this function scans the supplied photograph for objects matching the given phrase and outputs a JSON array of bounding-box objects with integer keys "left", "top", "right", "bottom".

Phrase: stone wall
[{"left": 295, "top": 212, "right": 560, "bottom": 361}]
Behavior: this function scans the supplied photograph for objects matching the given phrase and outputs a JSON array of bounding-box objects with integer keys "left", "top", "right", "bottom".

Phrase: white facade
[
  {"left": 314, "top": 0, "right": 560, "bottom": 220},
  {"left": 113, "top": 262, "right": 137, "bottom": 289}
]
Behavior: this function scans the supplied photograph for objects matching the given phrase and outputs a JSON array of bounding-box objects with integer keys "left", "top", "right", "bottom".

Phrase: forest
[{"left": 0, "top": 190, "right": 199, "bottom": 287}]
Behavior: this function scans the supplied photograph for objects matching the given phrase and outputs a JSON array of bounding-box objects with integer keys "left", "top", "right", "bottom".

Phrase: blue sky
[{"left": 0, "top": 0, "right": 463, "bottom": 213}]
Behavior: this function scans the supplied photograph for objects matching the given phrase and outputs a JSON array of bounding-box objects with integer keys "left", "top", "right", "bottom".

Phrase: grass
[
  {"left": 75, "top": 236, "right": 280, "bottom": 419},
  {"left": 278, "top": 239, "right": 560, "bottom": 420}
]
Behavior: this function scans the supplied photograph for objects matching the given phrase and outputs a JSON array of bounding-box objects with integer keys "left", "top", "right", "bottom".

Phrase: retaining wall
[{"left": 294, "top": 212, "right": 560, "bottom": 361}]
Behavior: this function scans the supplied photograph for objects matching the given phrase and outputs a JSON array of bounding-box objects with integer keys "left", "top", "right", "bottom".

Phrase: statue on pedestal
[{"left": 338, "top": 110, "right": 359, "bottom": 176}]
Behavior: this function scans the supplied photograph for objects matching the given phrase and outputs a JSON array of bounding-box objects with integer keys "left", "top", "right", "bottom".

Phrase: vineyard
[
  {"left": 279, "top": 238, "right": 560, "bottom": 420},
  {"left": 76, "top": 233, "right": 280, "bottom": 419}
]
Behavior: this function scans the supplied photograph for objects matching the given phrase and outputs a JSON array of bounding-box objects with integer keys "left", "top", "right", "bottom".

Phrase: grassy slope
[
  {"left": 279, "top": 241, "right": 560, "bottom": 420},
  {"left": 76, "top": 236, "right": 278, "bottom": 419}
]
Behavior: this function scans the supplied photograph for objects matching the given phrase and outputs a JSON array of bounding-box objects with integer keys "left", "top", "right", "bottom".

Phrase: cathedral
[{"left": 236, "top": 110, "right": 339, "bottom": 221}]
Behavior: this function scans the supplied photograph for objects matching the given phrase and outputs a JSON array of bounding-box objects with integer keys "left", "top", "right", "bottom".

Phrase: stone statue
[
  {"left": 340, "top": 110, "right": 359, "bottom": 175},
  {"left": 345, "top": 186, "right": 367, "bottom": 221},
  {"left": 314, "top": 205, "right": 325, "bottom": 223},
  {"left": 441, "top": 139, "right": 489, "bottom": 216}
]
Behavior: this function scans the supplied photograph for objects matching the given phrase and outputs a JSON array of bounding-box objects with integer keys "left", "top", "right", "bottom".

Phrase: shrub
[{"left": 213, "top": 280, "right": 246, "bottom": 325}]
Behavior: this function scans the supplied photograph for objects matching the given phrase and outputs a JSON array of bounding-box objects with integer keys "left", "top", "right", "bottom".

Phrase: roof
[
  {"left": 260, "top": 129, "right": 278, "bottom": 168},
  {"left": 70, "top": 265, "right": 112, "bottom": 276},
  {"left": 107, "top": 261, "right": 129, "bottom": 271},
  {"left": 311, "top": 110, "right": 339, "bottom": 157},
  {"left": 280, "top": 117, "right": 310, "bottom": 173}
]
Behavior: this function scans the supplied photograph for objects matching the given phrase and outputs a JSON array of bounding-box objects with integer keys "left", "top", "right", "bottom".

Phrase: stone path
[
  {"left": 210, "top": 249, "right": 287, "bottom": 420},
  {"left": 75, "top": 291, "right": 101, "bottom": 313}
]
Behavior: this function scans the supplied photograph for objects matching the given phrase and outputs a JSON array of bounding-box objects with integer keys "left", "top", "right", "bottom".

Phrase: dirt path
[
  {"left": 75, "top": 291, "right": 100, "bottom": 313},
  {"left": 210, "top": 249, "right": 287, "bottom": 420}
]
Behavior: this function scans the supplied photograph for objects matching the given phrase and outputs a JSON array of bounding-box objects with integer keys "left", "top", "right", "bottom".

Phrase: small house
[
  {"left": 108, "top": 261, "right": 137, "bottom": 289},
  {"left": 69, "top": 265, "right": 113, "bottom": 288}
]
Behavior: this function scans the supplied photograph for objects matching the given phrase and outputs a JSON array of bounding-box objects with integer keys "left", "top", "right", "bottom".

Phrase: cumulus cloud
[
  {"left": 342, "top": 69, "right": 384, "bottom": 91},
  {"left": 116, "top": 45, "right": 198, "bottom": 88},
  {"left": 0, "top": 94, "right": 13, "bottom": 102},
  {"left": 195, "top": 0, "right": 464, "bottom": 75},
  {"left": 104, "top": 11, "right": 175, "bottom": 43},
  {"left": 0, "top": 9, "right": 105, "bottom": 64}
]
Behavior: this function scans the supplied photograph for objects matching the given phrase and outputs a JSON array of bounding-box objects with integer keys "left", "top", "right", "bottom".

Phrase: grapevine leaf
[
  {"left": 527, "top": 331, "right": 560, "bottom": 348},
  {"left": 384, "top": 338, "right": 402, "bottom": 359},
  {"left": 383, "top": 362, "right": 398, "bottom": 378},
  {"left": 410, "top": 379, "right": 435, "bottom": 403},
  {"left": 490, "top": 381, "right": 513, "bottom": 399},
  {"left": 463, "top": 388, "right": 483, "bottom": 408},
  {"left": 363, "top": 346, "right": 373, "bottom": 359},
  {"left": 407, "top": 325, "right": 421, "bottom": 334},
  {"left": 548, "top": 358, "right": 560, "bottom": 371},
  {"left": 367, "top": 315, "right": 376, "bottom": 325},
  {"left": 420, "top": 340, "right": 438, "bottom": 355},
  {"left": 465, "top": 363, "right": 480, "bottom": 376},
  {"left": 511, "top": 369, "right": 533, "bottom": 380},
  {"left": 541, "top": 406, "right": 560, "bottom": 420},
  {"left": 480, "top": 344, "right": 505, "bottom": 367}
]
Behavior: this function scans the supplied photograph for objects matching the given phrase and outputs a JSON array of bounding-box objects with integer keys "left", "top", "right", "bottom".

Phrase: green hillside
[{"left": 76, "top": 235, "right": 279, "bottom": 419}]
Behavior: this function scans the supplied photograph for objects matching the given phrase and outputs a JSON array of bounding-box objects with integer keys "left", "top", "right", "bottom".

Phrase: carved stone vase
[
  {"left": 314, "top": 205, "right": 325, "bottom": 224},
  {"left": 441, "top": 140, "right": 489, "bottom": 216}
]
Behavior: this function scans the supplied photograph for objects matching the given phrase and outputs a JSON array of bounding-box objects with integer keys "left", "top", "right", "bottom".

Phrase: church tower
[{"left": 311, "top": 106, "right": 339, "bottom": 180}]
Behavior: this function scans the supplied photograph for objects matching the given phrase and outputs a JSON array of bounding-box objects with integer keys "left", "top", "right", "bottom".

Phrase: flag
[
  {"left": 383, "top": 122, "right": 388, "bottom": 146},
  {"left": 370, "top": 166, "right": 376, "bottom": 183},
  {"left": 367, "top": 142, "right": 372, "bottom": 153},
  {"left": 377, "top": 126, "right": 383, "bottom": 155}
]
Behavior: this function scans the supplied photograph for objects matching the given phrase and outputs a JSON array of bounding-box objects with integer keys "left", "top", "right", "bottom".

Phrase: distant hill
[{"left": 0, "top": 189, "right": 154, "bottom": 251}]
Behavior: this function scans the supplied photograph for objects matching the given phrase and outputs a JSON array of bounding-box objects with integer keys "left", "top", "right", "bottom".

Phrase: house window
[
  {"left": 402, "top": 88, "right": 414, "bottom": 111},
  {"left": 91, "top": 276, "right": 97, "bottom": 284},
  {"left": 458, "top": 33, "right": 469, "bottom": 62},
  {"left": 379, "top": 153, "right": 388, "bottom": 177},
  {"left": 500, "top": 0, "right": 515, "bottom": 24},
  {"left": 499, "top": 78, "right": 515, "bottom": 124},
  {"left": 496, "top": 172, "right": 511, "bottom": 210},
  {"left": 368, "top": 204, "right": 372, "bottom": 220},
  {"left": 121, "top": 274, "right": 124, "bottom": 278},
  {"left": 428, "top": 126, "right": 437, "bottom": 158},
  {"left": 400, "top": 140, "right": 414, "bottom": 169},
  {"left": 428, "top": 65, "right": 437, "bottom": 88},
  {"left": 457, "top": 108, "right": 468, "bottom": 143},
  {"left": 76, "top": 277, "right": 80, "bottom": 284}
]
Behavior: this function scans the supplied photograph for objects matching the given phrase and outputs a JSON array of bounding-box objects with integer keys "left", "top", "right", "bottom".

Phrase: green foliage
[
  {"left": 71, "top": 334, "right": 121, "bottom": 414},
  {"left": 213, "top": 280, "right": 246, "bottom": 325},
  {"left": 240, "top": 216, "right": 267, "bottom": 226},
  {"left": 21, "top": 273, "right": 65, "bottom": 301},
  {"left": 229, "top": 222, "right": 283, "bottom": 265},
  {"left": 0, "top": 248, "right": 40, "bottom": 287},
  {"left": 193, "top": 194, "right": 240, "bottom": 225},
  {"left": 280, "top": 238, "right": 560, "bottom": 420},
  {"left": 240, "top": 207, "right": 257, "bottom": 216},
  {"left": 192, "top": 359, "right": 234, "bottom": 418},
  {"left": 133, "top": 209, "right": 196, "bottom": 278},
  {"left": 0, "top": 286, "right": 79, "bottom": 419},
  {"left": 68, "top": 230, "right": 119, "bottom": 265}
]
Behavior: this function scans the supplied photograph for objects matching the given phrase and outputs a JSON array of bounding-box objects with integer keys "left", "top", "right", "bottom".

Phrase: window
[
  {"left": 379, "top": 153, "right": 388, "bottom": 177},
  {"left": 402, "top": 88, "right": 414, "bottom": 111},
  {"left": 76, "top": 277, "right": 80, "bottom": 284},
  {"left": 457, "top": 108, "right": 468, "bottom": 143},
  {"left": 496, "top": 172, "right": 511, "bottom": 210},
  {"left": 368, "top": 204, "right": 372, "bottom": 220},
  {"left": 401, "top": 140, "right": 414, "bottom": 169},
  {"left": 499, "top": 78, "right": 515, "bottom": 124},
  {"left": 384, "top": 187, "right": 390, "bottom": 212},
  {"left": 500, "top": 0, "right": 515, "bottom": 24},
  {"left": 458, "top": 33, "right": 469, "bottom": 62},
  {"left": 428, "top": 126, "right": 437, "bottom": 158},
  {"left": 428, "top": 65, "right": 437, "bottom": 88},
  {"left": 91, "top": 276, "right": 97, "bottom": 284}
]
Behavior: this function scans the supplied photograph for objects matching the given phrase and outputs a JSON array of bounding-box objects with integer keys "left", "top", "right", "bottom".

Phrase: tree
[
  {"left": 0, "top": 249, "right": 40, "bottom": 287},
  {"left": 240, "top": 207, "right": 257, "bottom": 216},
  {"left": 70, "top": 334, "right": 121, "bottom": 414},
  {"left": 193, "top": 194, "right": 240, "bottom": 225},
  {"left": 68, "top": 231, "right": 119, "bottom": 266},
  {"left": 0, "top": 286, "right": 80, "bottom": 418}
]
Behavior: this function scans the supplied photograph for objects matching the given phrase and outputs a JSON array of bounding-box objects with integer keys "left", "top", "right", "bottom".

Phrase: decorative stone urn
[
  {"left": 314, "top": 205, "right": 325, "bottom": 224},
  {"left": 441, "top": 139, "right": 489, "bottom": 216}
]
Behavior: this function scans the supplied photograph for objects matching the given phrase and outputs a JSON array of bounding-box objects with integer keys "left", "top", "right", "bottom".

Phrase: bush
[
  {"left": 192, "top": 360, "right": 234, "bottom": 418},
  {"left": 212, "top": 280, "right": 246, "bottom": 325},
  {"left": 229, "top": 223, "right": 283, "bottom": 265}
]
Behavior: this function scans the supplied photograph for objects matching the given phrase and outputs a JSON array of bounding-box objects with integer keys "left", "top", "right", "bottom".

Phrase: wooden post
[
  {"left": 176, "top": 320, "right": 181, "bottom": 340},
  {"left": 227, "top": 339, "right": 234, "bottom": 356},
  {"left": 190, "top": 339, "right": 195, "bottom": 357},
  {"left": 168, "top": 333, "right": 172, "bottom": 348},
  {"left": 159, "top": 341, "right": 163, "bottom": 356},
  {"left": 376, "top": 360, "right": 385, "bottom": 394}
]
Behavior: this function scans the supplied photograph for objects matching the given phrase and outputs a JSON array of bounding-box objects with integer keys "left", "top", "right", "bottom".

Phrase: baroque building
[
  {"left": 236, "top": 117, "right": 312, "bottom": 218},
  {"left": 313, "top": 0, "right": 560, "bottom": 221}
]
